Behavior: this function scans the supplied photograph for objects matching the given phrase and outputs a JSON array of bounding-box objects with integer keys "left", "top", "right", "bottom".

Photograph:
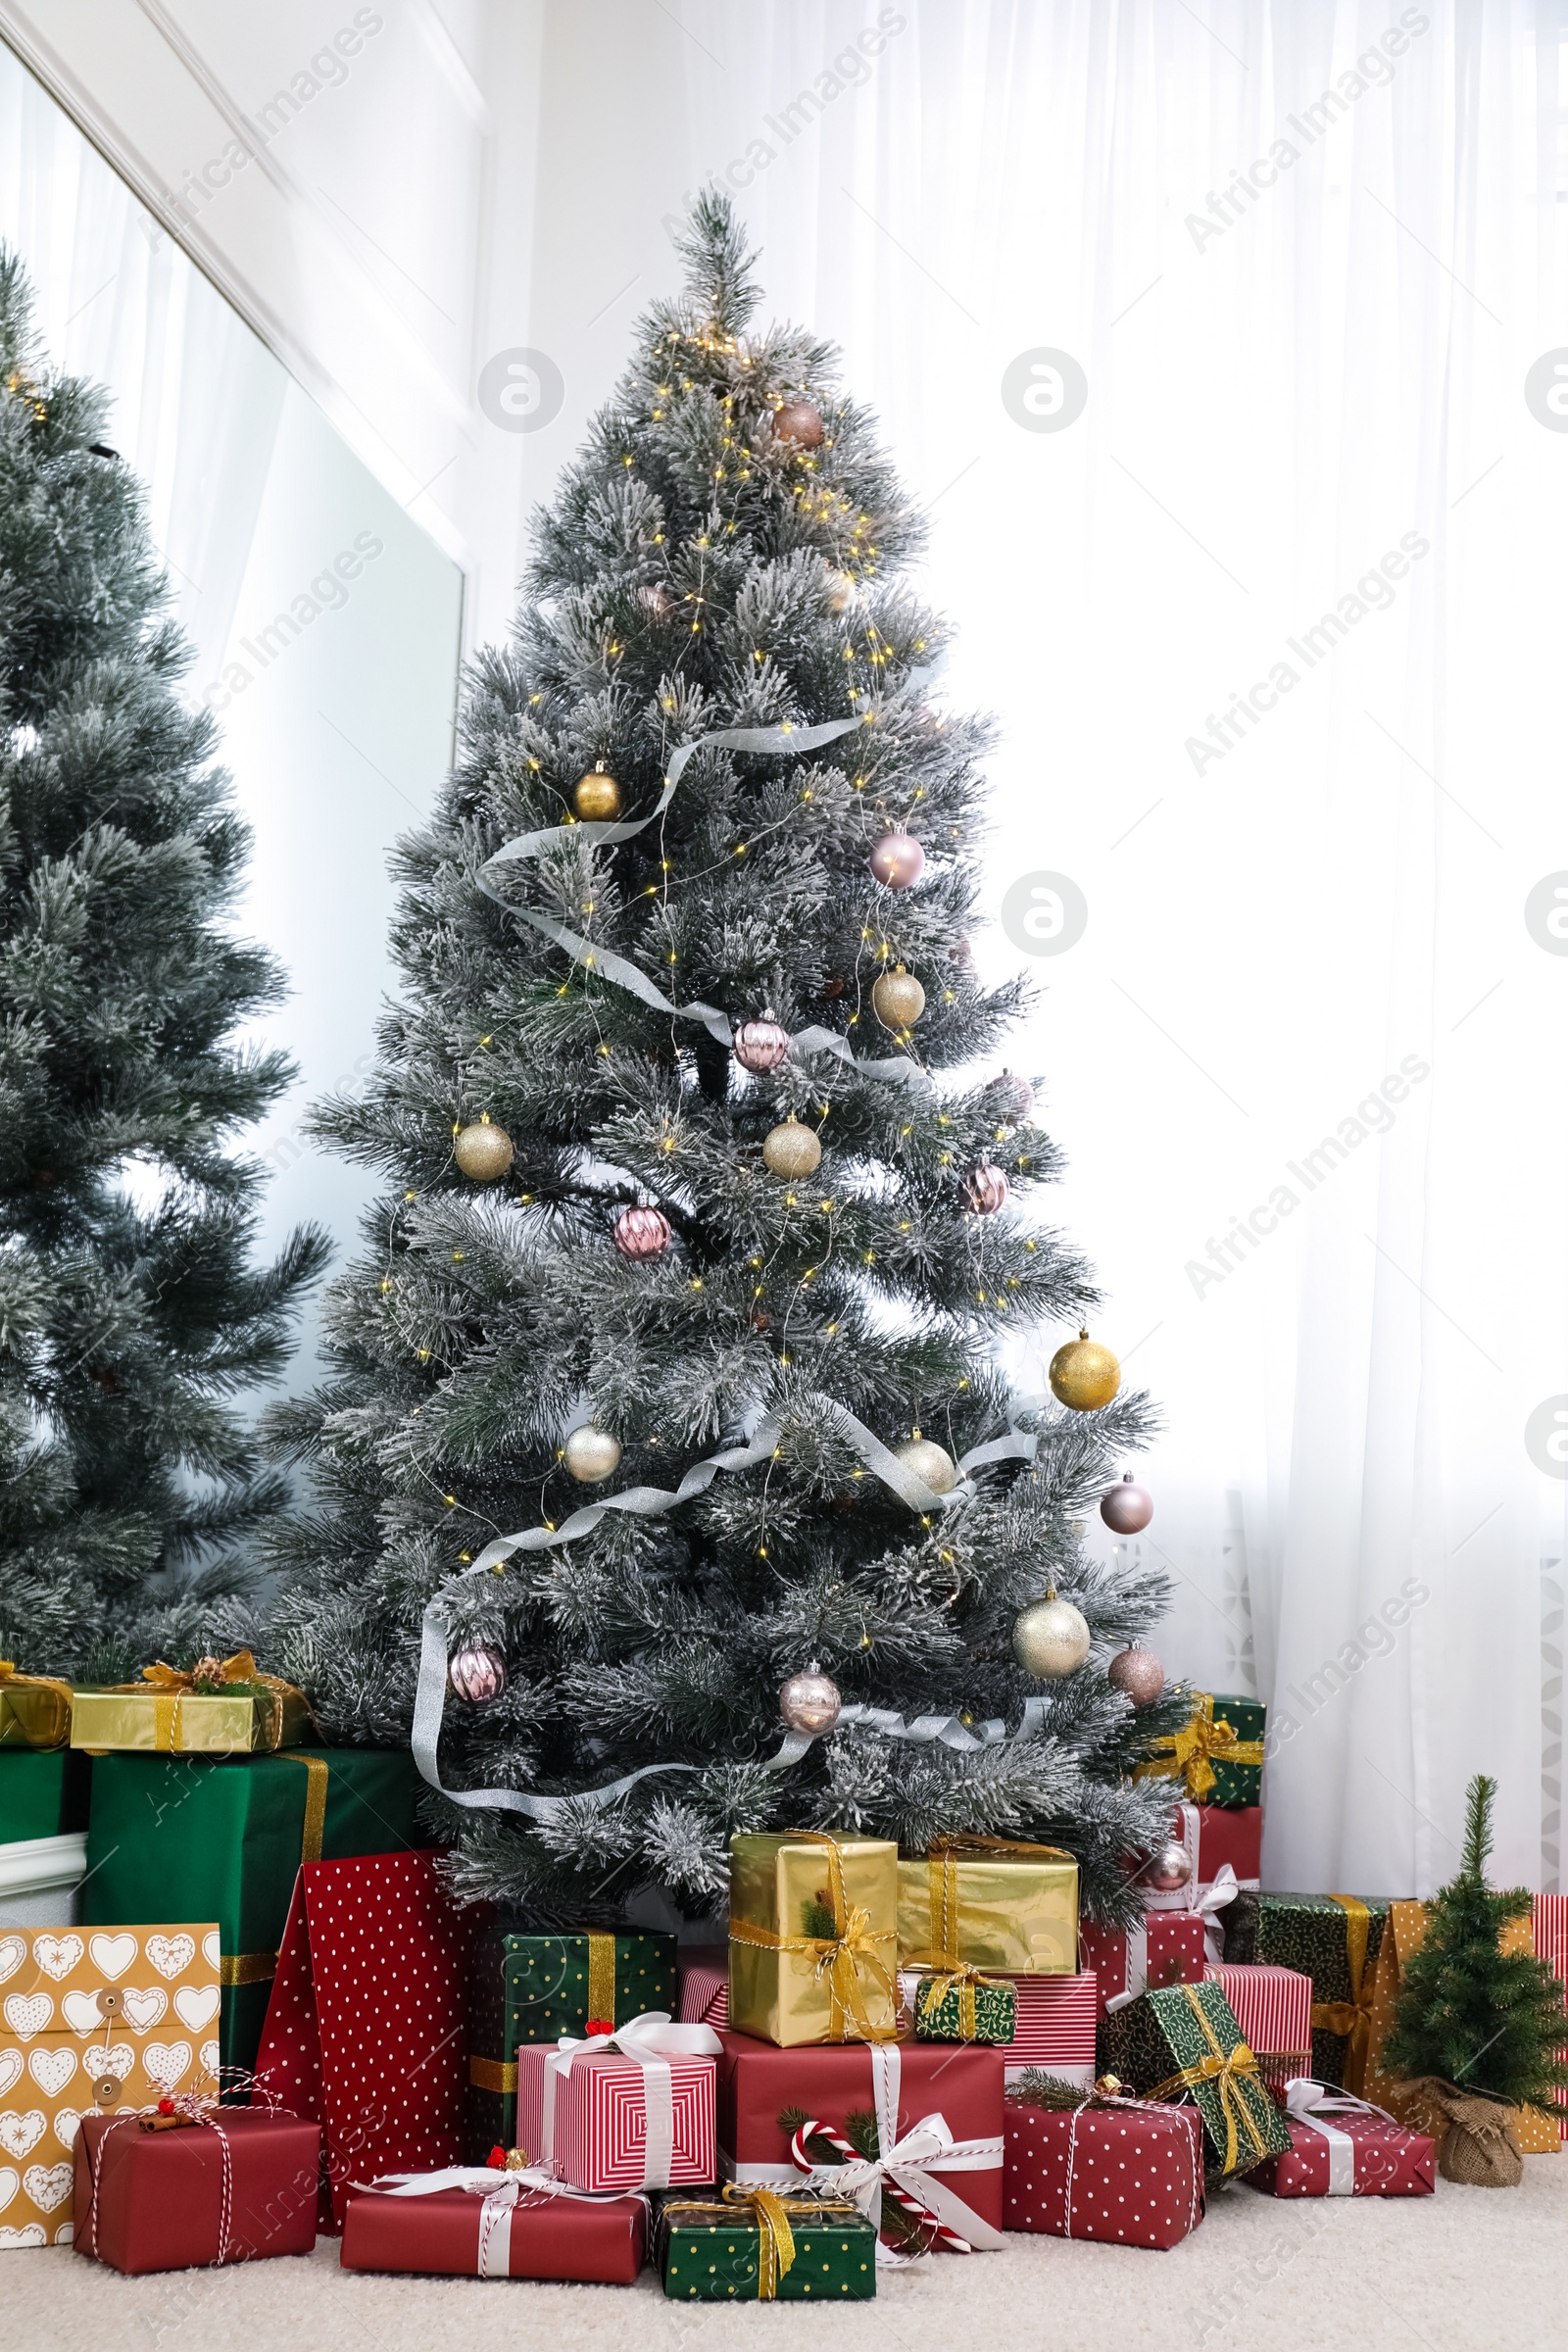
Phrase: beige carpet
[{"left": 7, "top": 2161, "right": 1565, "bottom": 2352}]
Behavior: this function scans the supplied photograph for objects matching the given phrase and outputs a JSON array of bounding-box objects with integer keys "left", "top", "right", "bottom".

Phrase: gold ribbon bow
[
  {"left": 908, "top": 1956, "right": 1008, "bottom": 2042},
  {"left": 727, "top": 1829, "right": 899, "bottom": 2042},
  {"left": 1146, "top": 1984, "right": 1269, "bottom": 2176},
  {"left": 720, "top": 2184, "right": 798, "bottom": 2297},
  {"left": 1134, "top": 1696, "right": 1264, "bottom": 1802},
  {"left": 128, "top": 1652, "right": 310, "bottom": 1752},
  {"left": 1308, "top": 1893, "right": 1375, "bottom": 2092},
  {"left": 0, "top": 1660, "right": 74, "bottom": 1747}
]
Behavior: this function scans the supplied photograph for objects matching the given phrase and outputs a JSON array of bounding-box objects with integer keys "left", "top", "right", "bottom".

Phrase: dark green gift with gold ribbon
[
  {"left": 464, "top": 1926, "right": 678, "bottom": 2159},
  {"left": 1220, "top": 1889, "right": 1390, "bottom": 2092},
  {"left": 79, "top": 1747, "right": 426, "bottom": 2073},
  {"left": 1097, "top": 1979, "right": 1292, "bottom": 2181},
  {"left": 655, "top": 2187, "right": 877, "bottom": 2301},
  {"left": 1133, "top": 1690, "right": 1266, "bottom": 1808},
  {"left": 908, "top": 1961, "right": 1017, "bottom": 2043}
]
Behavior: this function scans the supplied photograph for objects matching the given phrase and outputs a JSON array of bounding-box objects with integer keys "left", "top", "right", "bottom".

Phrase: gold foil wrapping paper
[
  {"left": 70, "top": 1680, "right": 310, "bottom": 1755},
  {"left": 0, "top": 1666, "right": 73, "bottom": 1749},
  {"left": 727, "top": 1831, "right": 898, "bottom": 2045},
  {"left": 897, "top": 1839, "right": 1079, "bottom": 1975}
]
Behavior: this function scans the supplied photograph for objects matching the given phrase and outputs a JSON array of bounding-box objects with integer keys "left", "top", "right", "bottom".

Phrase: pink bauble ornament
[
  {"left": 1106, "top": 1643, "right": 1165, "bottom": 1705},
  {"left": 733, "top": 1014, "right": 791, "bottom": 1073},
  {"left": 1101, "top": 1472, "right": 1153, "bottom": 1535},
  {"left": 636, "top": 582, "right": 672, "bottom": 621},
  {"left": 613, "top": 1203, "right": 672, "bottom": 1261},
  {"left": 868, "top": 833, "right": 925, "bottom": 889},
  {"left": 448, "top": 1643, "right": 506, "bottom": 1704},
  {"left": 779, "top": 1668, "right": 842, "bottom": 1735},
  {"left": 985, "top": 1068, "right": 1035, "bottom": 1127},
  {"left": 964, "top": 1162, "right": 1009, "bottom": 1214},
  {"left": 1143, "top": 1841, "right": 1192, "bottom": 1892}
]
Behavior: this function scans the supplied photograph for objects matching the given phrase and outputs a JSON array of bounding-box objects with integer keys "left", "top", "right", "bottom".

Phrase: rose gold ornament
[
  {"left": 985, "top": 1069, "right": 1034, "bottom": 1126},
  {"left": 895, "top": 1436, "right": 957, "bottom": 1494},
  {"left": 871, "top": 965, "right": 925, "bottom": 1032},
  {"left": 771, "top": 397, "right": 825, "bottom": 448},
  {"left": 964, "top": 1163, "right": 1009, "bottom": 1214},
  {"left": 779, "top": 1669, "right": 842, "bottom": 1735},
  {"left": 1101, "top": 1472, "right": 1153, "bottom": 1535},
  {"left": 1048, "top": 1330, "right": 1121, "bottom": 1411},
  {"left": 454, "top": 1119, "right": 514, "bottom": 1181},
  {"left": 635, "top": 582, "right": 672, "bottom": 621},
  {"left": 613, "top": 1203, "right": 672, "bottom": 1261},
  {"left": 1106, "top": 1643, "right": 1165, "bottom": 1705},
  {"left": 868, "top": 833, "right": 925, "bottom": 889},
  {"left": 573, "top": 769, "right": 622, "bottom": 821},
  {"left": 824, "top": 568, "right": 857, "bottom": 613},
  {"left": 1143, "top": 1841, "right": 1193, "bottom": 1892},
  {"left": 762, "top": 1117, "right": 821, "bottom": 1178},
  {"left": 448, "top": 1643, "right": 507, "bottom": 1704},
  {"left": 734, "top": 1014, "right": 791, "bottom": 1073},
  {"left": 1011, "top": 1595, "right": 1092, "bottom": 1678}
]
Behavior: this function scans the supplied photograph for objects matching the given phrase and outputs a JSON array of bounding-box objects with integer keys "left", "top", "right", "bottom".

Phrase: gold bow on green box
[
  {"left": 1099, "top": 1978, "right": 1292, "bottom": 2181},
  {"left": 728, "top": 1830, "right": 899, "bottom": 2046},
  {"left": 70, "top": 1651, "right": 313, "bottom": 1754},
  {"left": 1133, "top": 1691, "right": 1265, "bottom": 1808}
]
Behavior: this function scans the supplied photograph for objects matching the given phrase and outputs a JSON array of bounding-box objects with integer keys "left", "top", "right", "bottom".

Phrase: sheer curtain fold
[{"left": 647, "top": 0, "right": 1564, "bottom": 1893}]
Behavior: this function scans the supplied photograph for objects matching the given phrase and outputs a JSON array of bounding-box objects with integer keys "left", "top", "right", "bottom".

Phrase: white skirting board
[{"left": 0, "top": 1832, "right": 88, "bottom": 1927}]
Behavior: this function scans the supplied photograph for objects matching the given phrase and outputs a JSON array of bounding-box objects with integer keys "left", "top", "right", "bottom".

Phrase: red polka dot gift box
[
  {"left": 1241, "top": 2080, "right": 1435, "bottom": 2198},
  {"left": 253, "top": 1850, "right": 478, "bottom": 2233},
  {"left": 1003, "top": 2082, "right": 1205, "bottom": 2249}
]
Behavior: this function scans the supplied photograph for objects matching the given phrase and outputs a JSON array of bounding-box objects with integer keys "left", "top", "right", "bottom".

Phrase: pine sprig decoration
[{"left": 1384, "top": 1774, "right": 1568, "bottom": 2109}]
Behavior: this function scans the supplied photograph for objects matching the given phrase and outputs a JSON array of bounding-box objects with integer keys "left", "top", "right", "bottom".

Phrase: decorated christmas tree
[
  {"left": 266, "top": 192, "right": 1184, "bottom": 1924},
  {"left": 0, "top": 249, "right": 329, "bottom": 1677},
  {"left": 1385, "top": 1774, "right": 1568, "bottom": 2112}
]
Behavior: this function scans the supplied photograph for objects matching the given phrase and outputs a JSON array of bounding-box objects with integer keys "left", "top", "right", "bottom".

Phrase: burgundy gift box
[
  {"left": 73, "top": 2107, "right": 320, "bottom": 2274},
  {"left": 1145, "top": 1801, "right": 1261, "bottom": 1895},
  {"left": 714, "top": 2029, "right": 1004, "bottom": 2238},
  {"left": 1079, "top": 1915, "right": 1207, "bottom": 2017},
  {"left": 1244, "top": 2108, "right": 1435, "bottom": 2197},
  {"left": 1004, "top": 2096, "right": 1205, "bottom": 2248},
  {"left": 340, "top": 2183, "right": 647, "bottom": 2280},
  {"left": 253, "top": 1849, "right": 475, "bottom": 2233},
  {"left": 514, "top": 2042, "right": 716, "bottom": 2193}
]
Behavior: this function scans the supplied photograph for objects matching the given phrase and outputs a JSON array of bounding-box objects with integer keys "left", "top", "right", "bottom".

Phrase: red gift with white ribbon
[
  {"left": 1004, "top": 2086, "right": 1206, "bottom": 2247},
  {"left": 1079, "top": 1914, "right": 1207, "bottom": 2018},
  {"left": 1242, "top": 2079, "right": 1435, "bottom": 2197},
  {"left": 340, "top": 2160, "right": 648, "bottom": 2278},
  {"left": 514, "top": 2011, "right": 718, "bottom": 2194}
]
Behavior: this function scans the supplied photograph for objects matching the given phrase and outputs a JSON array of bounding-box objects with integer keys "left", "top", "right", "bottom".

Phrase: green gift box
[
  {"left": 1134, "top": 1690, "right": 1265, "bottom": 1809},
  {"left": 79, "top": 1747, "right": 427, "bottom": 2073},
  {"left": 1097, "top": 1979, "right": 1292, "bottom": 2182},
  {"left": 1221, "top": 1889, "right": 1389, "bottom": 2093},
  {"left": 465, "top": 1925, "right": 678, "bottom": 2159},
  {"left": 910, "top": 1967, "right": 1017, "bottom": 2044},
  {"left": 655, "top": 2190, "right": 877, "bottom": 2301},
  {"left": 0, "top": 1748, "right": 90, "bottom": 1843}
]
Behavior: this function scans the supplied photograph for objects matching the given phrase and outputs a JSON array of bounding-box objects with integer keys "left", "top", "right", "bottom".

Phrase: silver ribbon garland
[{"left": 412, "top": 1396, "right": 1048, "bottom": 1817}]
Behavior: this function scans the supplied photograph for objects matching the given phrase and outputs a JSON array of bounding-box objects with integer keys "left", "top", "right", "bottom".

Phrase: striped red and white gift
[
  {"left": 514, "top": 2044, "right": 715, "bottom": 2194},
  {"left": 996, "top": 1971, "right": 1099, "bottom": 2086},
  {"left": 1203, "top": 1962, "right": 1312, "bottom": 2084},
  {"left": 675, "top": 1949, "right": 728, "bottom": 2028},
  {"left": 1535, "top": 1895, "right": 1568, "bottom": 2141}
]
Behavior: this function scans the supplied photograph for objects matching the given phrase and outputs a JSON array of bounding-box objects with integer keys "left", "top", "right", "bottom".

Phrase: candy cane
[{"left": 787, "top": 2119, "right": 971, "bottom": 2254}]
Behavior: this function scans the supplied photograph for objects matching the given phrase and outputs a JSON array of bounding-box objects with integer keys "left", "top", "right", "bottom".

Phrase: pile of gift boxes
[{"left": 2, "top": 1667, "right": 1565, "bottom": 2288}]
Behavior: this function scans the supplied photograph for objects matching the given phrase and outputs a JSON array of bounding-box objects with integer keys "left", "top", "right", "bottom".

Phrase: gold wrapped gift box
[
  {"left": 70, "top": 1653, "right": 311, "bottom": 1755},
  {"left": 897, "top": 1836, "right": 1078, "bottom": 1975},
  {"left": 0, "top": 1662, "right": 73, "bottom": 1748},
  {"left": 728, "top": 1830, "right": 899, "bottom": 2046}
]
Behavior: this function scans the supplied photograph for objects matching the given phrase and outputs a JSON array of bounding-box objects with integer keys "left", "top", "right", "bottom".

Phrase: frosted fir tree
[
  {"left": 0, "top": 251, "right": 329, "bottom": 1676},
  {"left": 266, "top": 193, "right": 1185, "bottom": 1923}
]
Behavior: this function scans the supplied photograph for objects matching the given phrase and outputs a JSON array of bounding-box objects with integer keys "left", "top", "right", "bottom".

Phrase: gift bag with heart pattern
[{"left": 0, "top": 1922, "right": 220, "bottom": 2247}]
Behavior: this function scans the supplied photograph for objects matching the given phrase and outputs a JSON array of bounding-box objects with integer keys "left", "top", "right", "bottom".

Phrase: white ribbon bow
[
  {"left": 362, "top": 2163, "right": 637, "bottom": 2277},
  {"left": 1102, "top": 1868, "right": 1240, "bottom": 2015},
  {"left": 1281, "top": 2076, "right": 1399, "bottom": 2195},
  {"left": 542, "top": 2010, "right": 722, "bottom": 2190}
]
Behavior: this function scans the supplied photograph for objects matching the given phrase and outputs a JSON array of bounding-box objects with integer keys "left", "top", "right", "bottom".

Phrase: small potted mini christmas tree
[{"left": 1383, "top": 1774, "right": 1568, "bottom": 2185}]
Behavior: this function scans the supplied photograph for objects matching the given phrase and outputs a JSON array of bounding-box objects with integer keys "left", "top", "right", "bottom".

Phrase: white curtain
[{"left": 540, "top": 0, "right": 1566, "bottom": 1895}]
